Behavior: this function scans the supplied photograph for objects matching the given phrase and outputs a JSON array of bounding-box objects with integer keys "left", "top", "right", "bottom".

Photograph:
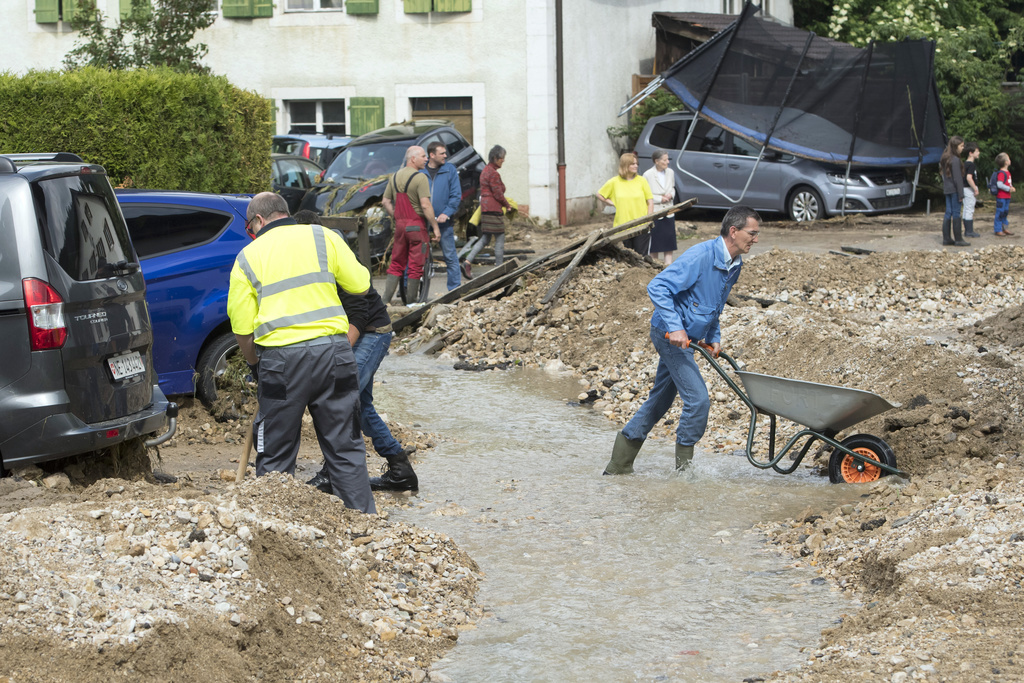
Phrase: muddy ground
[{"left": 1, "top": 204, "right": 1022, "bottom": 681}]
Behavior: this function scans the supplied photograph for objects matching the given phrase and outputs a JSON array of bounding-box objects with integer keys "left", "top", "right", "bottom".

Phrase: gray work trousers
[{"left": 255, "top": 334, "right": 376, "bottom": 514}]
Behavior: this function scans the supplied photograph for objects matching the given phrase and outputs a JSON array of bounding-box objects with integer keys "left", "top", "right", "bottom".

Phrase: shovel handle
[{"left": 236, "top": 417, "right": 254, "bottom": 483}]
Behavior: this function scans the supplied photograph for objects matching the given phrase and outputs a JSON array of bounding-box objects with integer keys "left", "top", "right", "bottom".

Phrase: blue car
[{"left": 116, "top": 190, "right": 252, "bottom": 404}]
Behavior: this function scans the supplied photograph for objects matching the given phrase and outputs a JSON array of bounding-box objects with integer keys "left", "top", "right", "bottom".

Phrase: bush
[
  {"left": 608, "top": 90, "right": 683, "bottom": 148},
  {"left": 0, "top": 67, "right": 271, "bottom": 193}
]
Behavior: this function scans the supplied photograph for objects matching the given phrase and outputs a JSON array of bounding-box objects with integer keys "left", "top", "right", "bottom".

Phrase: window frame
[
  {"left": 285, "top": 99, "right": 347, "bottom": 136},
  {"left": 120, "top": 203, "right": 234, "bottom": 260}
]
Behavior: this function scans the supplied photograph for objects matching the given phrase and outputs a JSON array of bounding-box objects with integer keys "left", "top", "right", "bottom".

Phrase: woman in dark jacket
[
  {"left": 463, "top": 145, "right": 512, "bottom": 278},
  {"left": 940, "top": 135, "right": 969, "bottom": 247}
]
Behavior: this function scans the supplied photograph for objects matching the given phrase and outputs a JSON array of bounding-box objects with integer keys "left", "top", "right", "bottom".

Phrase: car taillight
[
  {"left": 301, "top": 142, "right": 311, "bottom": 159},
  {"left": 23, "top": 278, "right": 67, "bottom": 350}
]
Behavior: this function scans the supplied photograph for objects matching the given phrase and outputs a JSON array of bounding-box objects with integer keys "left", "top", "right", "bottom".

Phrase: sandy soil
[{"left": 1, "top": 202, "right": 1022, "bottom": 681}]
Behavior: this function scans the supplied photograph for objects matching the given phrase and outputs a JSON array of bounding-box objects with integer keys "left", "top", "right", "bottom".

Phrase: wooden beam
[
  {"left": 390, "top": 259, "right": 519, "bottom": 332},
  {"left": 540, "top": 229, "right": 601, "bottom": 304}
]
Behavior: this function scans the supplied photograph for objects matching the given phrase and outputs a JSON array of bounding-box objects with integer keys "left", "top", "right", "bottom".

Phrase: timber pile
[{"left": 390, "top": 199, "right": 695, "bottom": 333}]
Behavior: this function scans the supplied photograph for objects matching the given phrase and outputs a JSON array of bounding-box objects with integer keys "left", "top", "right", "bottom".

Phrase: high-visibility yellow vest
[{"left": 227, "top": 222, "right": 370, "bottom": 346}]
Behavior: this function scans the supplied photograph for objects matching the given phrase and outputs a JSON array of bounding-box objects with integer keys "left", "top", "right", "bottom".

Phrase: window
[
  {"left": 285, "top": 0, "right": 342, "bottom": 11},
  {"left": 683, "top": 120, "right": 727, "bottom": 154},
  {"left": 440, "top": 131, "right": 467, "bottom": 157},
  {"left": 34, "top": 0, "right": 77, "bottom": 23},
  {"left": 287, "top": 100, "right": 346, "bottom": 135},
  {"left": 404, "top": 0, "right": 470, "bottom": 13},
  {"left": 648, "top": 121, "right": 683, "bottom": 150},
  {"left": 121, "top": 205, "right": 231, "bottom": 259},
  {"left": 411, "top": 97, "right": 473, "bottom": 143}
]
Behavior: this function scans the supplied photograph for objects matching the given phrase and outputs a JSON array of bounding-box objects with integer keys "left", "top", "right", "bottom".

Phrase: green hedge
[{"left": 0, "top": 67, "right": 271, "bottom": 193}]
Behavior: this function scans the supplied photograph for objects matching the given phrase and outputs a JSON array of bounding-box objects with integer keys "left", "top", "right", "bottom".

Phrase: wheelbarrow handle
[{"left": 664, "top": 332, "right": 719, "bottom": 358}]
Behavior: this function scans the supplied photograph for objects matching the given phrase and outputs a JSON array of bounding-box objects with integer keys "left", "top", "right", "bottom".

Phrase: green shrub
[{"left": 0, "top": 67, "right": 272, "bottom": 193}]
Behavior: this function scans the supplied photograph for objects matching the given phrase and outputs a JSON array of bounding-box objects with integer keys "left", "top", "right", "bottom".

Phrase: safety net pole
[
  {"left": 842, "top": 40, "right": 875, "bottom": 216},
  {"left": 911, "top": 41, "right": 939, "bottom": 204}
]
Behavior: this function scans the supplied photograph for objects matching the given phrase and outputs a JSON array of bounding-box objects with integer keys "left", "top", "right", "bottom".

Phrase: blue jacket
[
  {"left": 421, "top": 162, "right": 462, "bottom": 224},
  {"left": 648, "top": 236, "right": 741, "bottom": 345}
]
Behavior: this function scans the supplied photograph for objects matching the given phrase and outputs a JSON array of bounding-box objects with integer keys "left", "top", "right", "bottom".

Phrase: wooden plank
[
  {"left": 840, "top": 245, "right": 875, "bottom": 255},
  {"left": 540, "top": 229, "right": 601, "bottom": 304},
  {"left": 390, "top": 259, "right": 518, "bottom": 333}
]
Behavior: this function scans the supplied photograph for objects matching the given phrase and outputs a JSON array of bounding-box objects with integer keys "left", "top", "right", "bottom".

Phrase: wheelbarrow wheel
[{"left": 828, "top": 434, "right": 897, "bottom": 484}]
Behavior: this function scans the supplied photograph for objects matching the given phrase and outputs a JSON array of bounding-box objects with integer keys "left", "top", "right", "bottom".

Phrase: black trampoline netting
[{"left": 636, "top": 2, "right": 946, "bottom": 167}]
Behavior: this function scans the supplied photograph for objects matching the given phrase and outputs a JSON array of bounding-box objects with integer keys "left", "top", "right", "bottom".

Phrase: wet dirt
[{"left": 1, "top": 203, "right": 1023, "bottom": 681}]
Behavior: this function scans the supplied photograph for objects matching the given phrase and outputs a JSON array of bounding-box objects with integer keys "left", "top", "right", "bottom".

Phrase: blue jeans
[
  {"left": 994, "top": 197, "right": 1011, "bottom": 233},
  {"left": 352, "top": 331, "right": 403, "bottom": 458},
  {"left": 944, "top": 192, "right": 961, "bottom": 219},
  {"left": 622, "top": 326, "right": 711, "bottom": 447},
  {"left": 438, "top": 221, "right": 461, "bottom": 290}
]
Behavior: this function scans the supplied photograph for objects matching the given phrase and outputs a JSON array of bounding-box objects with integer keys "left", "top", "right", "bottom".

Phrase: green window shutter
[
  {"left": 222, "top": 0, "right": 254, "bottom": 18},
  {"left": 403, "top": 0, "right": 430, "bottom": 13},
  {"left": 349, "top": 97, "right": 385, "bottom": 136},
  {"left": 346, "top": 0, "right": 378, "bottom": 14},
  {"left": 63, "top": 0, "right": 79, "bottom": 21},
  {"left": 34, "top": 0, "right": 58, "bottom": 23},
  {"left": 119, "top": 0, "right": 132, "bottom": 18},
  {"left": 253, "top": 0, "right": 273, "bottom": 17},
  {"left": 434, "top": 0, "right": 470, "bottom": 11}
]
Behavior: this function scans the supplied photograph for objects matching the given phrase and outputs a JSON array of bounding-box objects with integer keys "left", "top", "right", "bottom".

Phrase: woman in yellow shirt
[{"left": 598, "top": 152, "right": 654, "bottom": 255}]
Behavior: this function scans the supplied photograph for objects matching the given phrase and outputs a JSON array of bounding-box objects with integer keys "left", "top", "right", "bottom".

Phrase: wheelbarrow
[{"left": 687, "top": 341, "right": 907, "bottom": 483}]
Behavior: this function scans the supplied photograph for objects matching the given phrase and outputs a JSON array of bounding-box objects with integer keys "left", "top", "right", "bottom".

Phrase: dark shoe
[
  {"left": 369, "top": 455, "right": 419, "bottom": 491},
  {"left": 306, "top": 469, "right": 333, "bottom": 495},
  {"left": 941, "top": 240, "right": 955, "bottom": 246},
  {"left": 953, "top": 240, "right": 970, "bottom": 246},
  {"left": 461, "top": 260, "right": 473, "bottom": 279},
  {"left": 965, "top": 231, "right": 981, "bottom": 238}
]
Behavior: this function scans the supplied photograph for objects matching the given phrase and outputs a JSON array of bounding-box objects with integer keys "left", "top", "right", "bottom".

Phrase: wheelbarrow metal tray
[{"left": 735, "top": 371, "right": 897, "bottom": 433}]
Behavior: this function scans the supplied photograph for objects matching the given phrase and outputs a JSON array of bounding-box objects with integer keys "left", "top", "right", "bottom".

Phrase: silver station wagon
[{"left": 636, "top": 111, "right": 914, "bottom": 222}]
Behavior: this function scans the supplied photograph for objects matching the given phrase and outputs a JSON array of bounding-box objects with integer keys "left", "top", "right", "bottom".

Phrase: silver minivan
[{"left": 636, "top": 111, "right": 914, "bottom": 221}]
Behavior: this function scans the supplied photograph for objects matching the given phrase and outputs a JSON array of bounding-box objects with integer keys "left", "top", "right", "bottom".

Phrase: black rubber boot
[
  {"left": 603, "top": 431, "right": 644, "bottom": 475},
  {"left": 941, "top": 216, "right": 953, "bottom": 245},
  {"left": 370, "top": 452, "right": 419, "bottom": 491},
  {"left": 382, "top": 274, "right": 401, "bottom": 305},
  {"left": 306, "top": 467, "right": 333, "bottom": 495},
  {"left": 964, "top": 219, "right": 980, "bottom": 238},
  {"left": 952, "top": 217, "right": 969, "bottom": 247}
]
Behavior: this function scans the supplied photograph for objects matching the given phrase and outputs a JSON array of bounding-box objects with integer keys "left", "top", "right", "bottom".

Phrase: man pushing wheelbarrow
[{"left": 604, "top": 206, "right": 761, "bottom": 475}]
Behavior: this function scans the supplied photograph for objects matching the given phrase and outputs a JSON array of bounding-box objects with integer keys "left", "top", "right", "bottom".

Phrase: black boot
[
  {"left": 941, "top": 216, "right": 953, "bottom": 245},
  {"left": 964, "top": 219, "right": 980, "bottom": 238},
  {"left": 306, "top": 467, "right": 333, "bottom": 495},
  {"left": 952, "top": 217, "right": 969, "bottom": 247},
  {"left": 370, "top": 452, "right": 419, "bottom": 491}
]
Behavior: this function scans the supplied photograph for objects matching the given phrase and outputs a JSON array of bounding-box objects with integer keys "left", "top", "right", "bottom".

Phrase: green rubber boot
[
  {"left": 381, "top": 274, "right": 401, "bottom": 305},
  {"left": 405, "top": 277, "right": 421, "bottom": 304},
  {"left": 675, "top": 444, "right": 695, "bottom": 472},
  {"left": 603, "top": 431, "right": 644, "bottom": 475}
]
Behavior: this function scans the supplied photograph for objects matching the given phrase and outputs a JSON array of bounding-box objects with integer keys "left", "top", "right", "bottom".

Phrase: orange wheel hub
[{"left": 840, "top": 447, "right": 882, "bottom": 484}]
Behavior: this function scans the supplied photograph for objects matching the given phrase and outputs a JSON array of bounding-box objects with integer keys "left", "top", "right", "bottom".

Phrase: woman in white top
[{"left": 642, "top": 150, "right": 677, "bottom": 264}]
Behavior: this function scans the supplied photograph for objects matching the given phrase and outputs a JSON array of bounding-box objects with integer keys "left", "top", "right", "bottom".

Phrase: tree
[
  {"left": 64, "top": 0, "right": 217, "bottom": 74},
  {"left": 794, "top": 0, "right": 1024, "bottom": 179}
]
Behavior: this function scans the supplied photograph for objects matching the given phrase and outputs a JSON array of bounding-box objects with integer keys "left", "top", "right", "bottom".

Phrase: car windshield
[{"left": 323, "top": 141, "right": 408, "bottom": 183}]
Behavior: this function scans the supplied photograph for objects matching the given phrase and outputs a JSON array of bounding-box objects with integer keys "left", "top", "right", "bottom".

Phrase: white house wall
[{"left": 2, "top": 0, "right": 792, "bottom": 222}]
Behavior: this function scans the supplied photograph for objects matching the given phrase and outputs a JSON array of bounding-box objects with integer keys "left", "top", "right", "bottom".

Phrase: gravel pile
[{"left": 0, "top": 473, "right": 481, "bottom": 680}]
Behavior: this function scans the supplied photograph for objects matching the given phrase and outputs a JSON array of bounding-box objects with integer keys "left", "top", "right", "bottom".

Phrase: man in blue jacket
[
  {"left": 422, "top": 141, "right": 464, "bottom": 291},
  {"left": 603, "top": 206, "right": 762, "bottom": 475}
]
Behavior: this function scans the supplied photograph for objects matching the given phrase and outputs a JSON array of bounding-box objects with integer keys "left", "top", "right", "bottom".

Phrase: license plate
[
  {"left": 108, "top": 351, "right": 146, "bottom": 380},
  {"left": 885, "top": 188, "right": 901, "bottom": 197}
]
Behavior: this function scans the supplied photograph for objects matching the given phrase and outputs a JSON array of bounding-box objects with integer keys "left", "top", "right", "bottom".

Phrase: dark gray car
[
  {"left": 636, "top": 111, "right": 914, "bottom": 222},
  {"left": 0, "top": 153, "right": 176, "bottom": 472}
]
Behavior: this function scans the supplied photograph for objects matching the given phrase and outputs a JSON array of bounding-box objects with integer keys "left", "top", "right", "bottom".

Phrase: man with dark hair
[
  {"left": 422, "top": 141, "right": 464, "bottom": 291},
  {"left": 603, "top": 205, "right": 761, "bottom": 475},
  {"left": 227, "top": 192, "right": 376, "bottom": 513},
  {"left": 290, "top": 211, "right": 420, "bottom": 493}
]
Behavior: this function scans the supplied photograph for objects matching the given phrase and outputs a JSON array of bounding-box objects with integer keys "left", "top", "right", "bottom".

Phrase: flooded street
[{"left": 378, "top": 354, "right": 865, "bottom": 682}]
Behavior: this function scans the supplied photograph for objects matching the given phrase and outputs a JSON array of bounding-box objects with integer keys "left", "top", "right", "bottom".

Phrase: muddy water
[{"left": 378, "top": 354, "right": 863, "bottom": 682}]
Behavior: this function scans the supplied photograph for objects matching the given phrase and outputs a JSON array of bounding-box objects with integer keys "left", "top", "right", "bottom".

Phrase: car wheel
[
  {"left": 788, "top": 186, "right": 823, "bottom": 222},
  {"left": 196, "top": 331, "right": 240, "bottom": 406}
]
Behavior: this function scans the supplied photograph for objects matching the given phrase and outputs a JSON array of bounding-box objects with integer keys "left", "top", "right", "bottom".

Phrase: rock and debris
[{"left": 395, "top": 239, "right": 1024, "bottom": 681}]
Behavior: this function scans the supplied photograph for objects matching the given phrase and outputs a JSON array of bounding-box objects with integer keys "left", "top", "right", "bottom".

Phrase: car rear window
[
  {"left": 649, "top": 121, "right": 684, "bottom": 150},
  {"left": 33, "top": 174, "right": 135, "bottom": 281},
  {"left": 121, "top": 205, "right": 232, "bottom": 258}
]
